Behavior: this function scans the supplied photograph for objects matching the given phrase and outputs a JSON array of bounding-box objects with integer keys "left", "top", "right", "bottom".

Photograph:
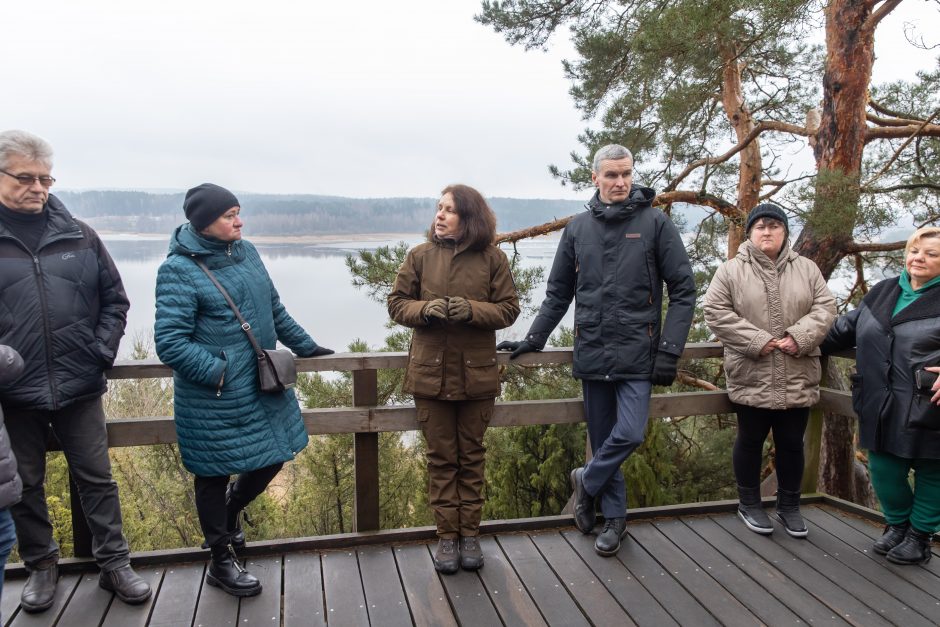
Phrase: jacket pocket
[
  {"left": 406, "top": 346, "right": 444, "bottom": 398},
  {"left": 463, "top": 349, "right": 499, "bottom": 398},
  {"left": 573, "top": 312, "right": 602, "bottom": 366}
]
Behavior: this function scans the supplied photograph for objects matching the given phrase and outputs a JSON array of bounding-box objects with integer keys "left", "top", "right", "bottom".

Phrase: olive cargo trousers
[{"left": 416, "top": 397, "right": 493, "bottom": 538}]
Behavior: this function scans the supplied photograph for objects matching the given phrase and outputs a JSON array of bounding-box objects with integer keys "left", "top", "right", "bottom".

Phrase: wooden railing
[{"left": 65, "top": 343, "right": 854, "bottom": 557}]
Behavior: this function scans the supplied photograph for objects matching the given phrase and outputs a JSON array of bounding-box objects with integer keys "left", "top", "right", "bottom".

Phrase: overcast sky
[{"left": 5, "top": 1, "right": 937, "bottom": 199}]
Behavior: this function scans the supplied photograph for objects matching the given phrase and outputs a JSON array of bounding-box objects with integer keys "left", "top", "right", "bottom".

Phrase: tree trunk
[
  {"left": 796, "top": 0, "right": 876, "bottom": 501},
  {"left": 720, "top": 46, "right": 758, "bottom": 258}
]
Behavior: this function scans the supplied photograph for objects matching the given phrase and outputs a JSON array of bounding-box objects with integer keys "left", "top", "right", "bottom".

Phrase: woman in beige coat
[{"left": 704, "top": 203, "right": 835, "bottom": 537}]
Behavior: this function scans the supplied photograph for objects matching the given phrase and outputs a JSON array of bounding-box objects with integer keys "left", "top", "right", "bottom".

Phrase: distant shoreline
[{"left": 97, "top": 232, "right": 424, "bottom": 244}]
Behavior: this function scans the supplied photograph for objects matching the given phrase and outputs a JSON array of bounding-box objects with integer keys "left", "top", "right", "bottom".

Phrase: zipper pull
[{"left": 32, "top": 256, "right": 40, "bottom": 274}]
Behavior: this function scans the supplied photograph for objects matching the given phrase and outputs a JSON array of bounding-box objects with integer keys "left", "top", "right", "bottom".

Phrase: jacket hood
[
  {"left": 167, "top": 223, "right": 238, "bottom": 258},
  {"left": 586, "top": 185, "right": 656, "bottom": 222}
]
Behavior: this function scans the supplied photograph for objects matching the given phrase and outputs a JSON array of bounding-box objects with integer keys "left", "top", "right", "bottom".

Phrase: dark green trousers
[{"left": 868, "top": 450, "right": 940, "bottom": 533}]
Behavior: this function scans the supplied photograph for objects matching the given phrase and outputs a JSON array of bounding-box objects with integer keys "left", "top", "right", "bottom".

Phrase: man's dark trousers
[
  {"left": 5, "top": 397, "right": 130, "bottom": 570},
  {"left": 580, "top": 379, "right": 652, "bottom": 519}
]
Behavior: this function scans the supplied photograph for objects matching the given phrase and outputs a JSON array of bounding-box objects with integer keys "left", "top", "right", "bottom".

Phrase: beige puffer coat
[{"left": 703, "top": 240, "right": 836, "bottom": 409}]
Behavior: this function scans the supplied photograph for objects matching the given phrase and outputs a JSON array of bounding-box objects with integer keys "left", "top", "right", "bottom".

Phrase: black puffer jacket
[
  {"left": 524, "top": 187, "right": 696, "bottom": 380},
  {"left": 0, "top": 345, "right": 23, "bottom": 509},
  {"left": 0, "top": 195, "right": 129, "bottom": 410},
  {"left": 822, "top": 277, "right": 940, "bottom": 459}
]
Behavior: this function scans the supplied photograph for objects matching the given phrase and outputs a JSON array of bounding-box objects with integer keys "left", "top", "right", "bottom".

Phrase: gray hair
[
  {"left": 592, "top": 144, "right": 633, "bottom": 172},
  {"left": 0, "top": 130, "right": 54, "bottom": 170}
]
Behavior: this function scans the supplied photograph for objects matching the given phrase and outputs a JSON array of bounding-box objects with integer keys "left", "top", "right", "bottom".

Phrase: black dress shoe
[
  {"left": 432, "top": 538, "right": 459, "bottom": 574},
  {"left": 459, "top": 536, "right": 484, "bottom": 571},
  {"left": 886, "top": 527, "right": 933, "bottom": 565},
  {"left": 570, "top": 467, "right": 596, "bottom": 534},
  {"left": 21, "top": 561, "right": 58, "bottom": 613},
  {"left": 594, "top": 518, "right": 627, "bottom": 557},
  {"left": 873, "top": 522, "right": 909, "bottom": 555},
  {"left": 99, "top": 565, "right": 152, "bottom": 604}
]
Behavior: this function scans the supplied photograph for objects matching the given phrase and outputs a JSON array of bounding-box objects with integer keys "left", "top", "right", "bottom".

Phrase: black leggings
[
  {"left": 194, "top": 462, "right": 283, "bottom": 548},
  {"left": 732, "top": 404, "right": 809, "bottom": 492}
]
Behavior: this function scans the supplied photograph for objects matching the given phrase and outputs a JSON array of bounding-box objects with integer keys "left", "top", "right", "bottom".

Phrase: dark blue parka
[
  {"left": 0, "top": 195, "right": 128, "bottom": 410},
  {"left": 524, "top": 187, "right": 696, "bottom": 380},
  {"left": 823, "top": 277, "right": 940, "bottom": 459},
  {"left": 155, "top": 225, "right": 319, "bottom": 476}
]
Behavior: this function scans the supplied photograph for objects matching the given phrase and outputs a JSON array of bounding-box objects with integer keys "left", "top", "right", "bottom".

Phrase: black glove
[
  {"left": 423, "top": 298, "right": 448, "bottom": 323},
  {"left": 651, "top": 352, "right": 679, "bottom": 386},
  {"left": 496, "top": 340, "right": 539, "bottom": 360},
  {"left": 310, "top": 346, "right": 335, "bottom": 357}
]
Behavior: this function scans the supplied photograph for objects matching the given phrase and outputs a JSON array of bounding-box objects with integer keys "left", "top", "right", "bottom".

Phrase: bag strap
[{"left": 192, "top": 257, "right": 266, "bottom": 360}]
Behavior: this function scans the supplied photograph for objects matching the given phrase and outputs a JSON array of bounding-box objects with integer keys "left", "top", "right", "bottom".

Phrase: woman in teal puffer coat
[{"left": 155, "top": 183, "right": 333, "bottom": 597}]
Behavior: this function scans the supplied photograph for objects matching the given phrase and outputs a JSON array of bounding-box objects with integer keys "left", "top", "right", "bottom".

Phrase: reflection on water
[{"left": 105, "top": 234, "right": 568, "bottom": 358}]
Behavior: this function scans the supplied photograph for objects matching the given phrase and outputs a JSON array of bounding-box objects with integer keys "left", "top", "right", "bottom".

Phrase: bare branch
[
  {"left": 863, "top": 182, "right": 940, "bottom": 194},
  {"left": 663, "top": 120, "right": 812, "bottom": 192},
  {"left": 865, "top": 122, "right": 940, "bottom": 141},
  {"left": 869, "top": 98, "right": 928, "bottom": 122},
  {"left": 676, "top": 371, "right": 719, "bottom": 391},
  {"left": 865, "top": 0, "right": 905, "bottom": 30},
  {"left": 863, "top": 109, "right": 940, "bottom": 185},
  {"left": 843, "top": 240, "right": 905, "bottom": 253},
  {"left": 496, "top": 214, "right": 576, "bottom": 245},
  {"left": 866, "top": 112, "right": 927, "bottom": 127}
]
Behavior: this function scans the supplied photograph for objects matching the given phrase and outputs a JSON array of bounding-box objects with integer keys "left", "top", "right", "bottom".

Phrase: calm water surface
[{"left": 104, "top": 234, "right": 570, "bottom": 358}]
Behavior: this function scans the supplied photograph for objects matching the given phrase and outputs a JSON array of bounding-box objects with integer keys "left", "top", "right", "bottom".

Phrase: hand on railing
[{"left": 496, "top": 340, "right": 539, "bottom": 360}]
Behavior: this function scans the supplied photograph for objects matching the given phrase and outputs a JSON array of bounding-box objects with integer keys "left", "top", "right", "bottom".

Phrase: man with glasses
[{"left": 0, "top": 130, "right": 150, "bottom": 611}]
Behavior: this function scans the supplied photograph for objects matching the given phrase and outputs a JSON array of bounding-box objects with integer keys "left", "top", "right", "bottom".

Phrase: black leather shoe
[
  {"left": 873, "top": 522, "right": 909, "bottom": 555},
  {"left": 433, "top": 538, "right": 459, "bottom": 574},
  {"left": 570, "top": 467, "right": 596, "bottom": 534},
  {"left": 459, "top": 536, "right": 484, "bottom": 571},
  {"left": 594, "top": 518, "right": 627, "bottom": 557},
  {"left": 206, "top": 544, "right": 262, "bottom": 596},
  {"left": 21, "top": 560, "right": 57, "bottom": 613},
  {"left": 99, "top": 565, "right": 152, "bottom": 604},
  {"left": 737, "top": 485, "right": 773, "bottom": 535},
  {"left": 886, "top": 527, "right": 933, "bottom": 565},
  {"left": 774, "top": 489, "right": 808, "bottom": 538}
]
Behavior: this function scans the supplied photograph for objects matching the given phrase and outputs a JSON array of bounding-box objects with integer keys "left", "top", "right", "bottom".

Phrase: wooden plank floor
[{"left": 2, "top": 504, "right": 938, "bottom": 626}]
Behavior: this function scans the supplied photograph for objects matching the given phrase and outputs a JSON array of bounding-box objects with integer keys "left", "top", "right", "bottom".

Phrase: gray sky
[{"left": 6, "top": 1, "right": 937, "bottom": 199}]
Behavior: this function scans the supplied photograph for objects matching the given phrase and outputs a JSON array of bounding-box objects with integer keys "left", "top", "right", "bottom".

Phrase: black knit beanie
[
  {"left": 183, "top": 183, "right": 239, "bottom": 232},
  {"left": 745, "top": 202, "right": 789, "bottom": 235}
]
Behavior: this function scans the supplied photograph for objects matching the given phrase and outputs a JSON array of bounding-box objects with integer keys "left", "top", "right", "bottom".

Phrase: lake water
[{"left": 104, "top": 233, "right": 572, "bottom": 358}]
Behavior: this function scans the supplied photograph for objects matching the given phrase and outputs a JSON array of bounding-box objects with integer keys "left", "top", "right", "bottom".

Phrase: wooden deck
[{"left": 2, "top": 502, "right": 938, "bottom": 626}]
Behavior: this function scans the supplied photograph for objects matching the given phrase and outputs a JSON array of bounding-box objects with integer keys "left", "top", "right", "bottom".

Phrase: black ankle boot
[
  {"left": 737, "top": 485, "right": 773, "bottom": 535},
  {"left": 886, "top": 527, "right": 933, "bottom": 565},
  {"left": 873, "top": 522, "right": 909, "bottom": 555},
  {"left": 206, "top": 544, "right": 262, "bottom": 597},
  {"left": 774, "top": 489, "right": 808, "bottom": 538},
  {"left": 226, "top": 482, "right": 250, "bottom": 549},
  {"left": 594, "top": 518, "right": 627, "bottom": 556},
  {"left": 570, "top": 467, "right": 596, "bottom": 534}
]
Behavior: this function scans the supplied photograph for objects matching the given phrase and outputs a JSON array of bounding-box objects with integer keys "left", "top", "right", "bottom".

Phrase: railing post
[
  {"left": 69, "top": 472, "right": 93, "bottom": 558},
  {"left": 802, "top": 356, "right": 828, "bottom": 494},
  {"left": 352, "top": 369, "right": 380, "bottom": 531}
]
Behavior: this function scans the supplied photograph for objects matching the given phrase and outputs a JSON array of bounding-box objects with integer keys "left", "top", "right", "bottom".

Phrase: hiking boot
[
  {"left": 99, "top": 565, "right": 152, "bottom": 604},
  {"left": 737, "top": 485, "right": 773, "bottom": 535},
  {"left": 886, "top": 527, "right": 933, "bottom": 565},
  {"left": 459, "top": 535, "right": 484, "bottom": 570},
  {"left": 594, "top": 518, "right": 627, "bottom": 557},
  {"left": 873, "top": 522, "right": 910, "bottom": 555},
  {"left": 570, "top": 467, "right": 596, "bottom": 534},
  {"left": 21, "top": 559, "right": 57, "bottom": 613},
  {"left": 433, "top": 538, "right": 459, "bottom": 574},
  {"left": 206, "top": 544, "right": 262, "bottom": 596},
  {"left": 774, "top": 489, "right": 808, "bottom": 538}
]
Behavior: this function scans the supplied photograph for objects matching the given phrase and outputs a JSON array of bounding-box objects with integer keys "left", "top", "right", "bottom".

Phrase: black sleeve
[
  {"left": 90, "top": 228, "right": 129, "bottom": 366},
  {"left": 655, "top": 215, "right": 696, "bottom": 357},
  {"left": 524, "top": 226, "right": 576, "bottom": 349}
]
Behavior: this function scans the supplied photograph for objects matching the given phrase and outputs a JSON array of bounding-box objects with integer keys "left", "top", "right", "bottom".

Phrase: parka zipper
[{"left": 32, "top": 255, "right": 60, "bottom": 408}]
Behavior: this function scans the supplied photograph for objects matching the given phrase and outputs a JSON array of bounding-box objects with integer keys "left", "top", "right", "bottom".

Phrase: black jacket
[
  {"left": 822, "top": 277, "right": 940, "bottom": 459},
  {"left": 0, "top": 195, "right": 129, "bottom": 410},
  {"left": 524, "top": 187, "right": 696, "bottom": 380},
  {"left": 0, "top": 345, "right": 23, "bottom": 509}
]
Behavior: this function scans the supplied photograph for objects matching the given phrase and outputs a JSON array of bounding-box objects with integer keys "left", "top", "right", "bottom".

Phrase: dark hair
[{"left": 431, "top": 184, "right": 497, "bottom": 251}]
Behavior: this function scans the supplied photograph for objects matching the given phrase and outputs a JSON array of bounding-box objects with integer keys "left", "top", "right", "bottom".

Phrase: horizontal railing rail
[{"left": 59, "top": 342, "right": 855, "bottom": 558}]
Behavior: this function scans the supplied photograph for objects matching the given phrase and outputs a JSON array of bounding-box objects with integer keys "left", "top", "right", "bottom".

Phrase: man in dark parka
[
  {"left": 499, "top": 144, "right": 695, "bottom": 556},
  {"left": 0, "top": 130, "right": 150, "bottom": 611}
]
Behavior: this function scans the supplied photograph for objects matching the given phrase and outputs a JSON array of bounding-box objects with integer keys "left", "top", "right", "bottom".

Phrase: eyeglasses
[{"left": 0, "top": 169, "right": 55, "bottom": 188}]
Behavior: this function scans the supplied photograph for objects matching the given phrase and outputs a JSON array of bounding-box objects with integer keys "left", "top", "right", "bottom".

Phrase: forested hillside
[{"left": 54, "top": 190, "right": 585, "bottom": 234}]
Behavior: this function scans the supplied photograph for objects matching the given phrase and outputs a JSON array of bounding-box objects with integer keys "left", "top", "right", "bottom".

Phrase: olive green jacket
[
  {"left": 704, "top": 241, "right": 836, "bottom": 409},
  {"left": 388, "top": 239, "right": 520, "bottom": 400}
]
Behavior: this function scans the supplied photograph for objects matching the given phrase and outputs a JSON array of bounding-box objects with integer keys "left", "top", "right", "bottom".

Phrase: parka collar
[
  {"left": 167, "top": 222, "right": 242, "bottom": 258},
  {"left": 586, "top": 186, "right": 656, "bottom": 222},
  {"left": 738, "top": 239, "right": 797, "bottom": 273}
]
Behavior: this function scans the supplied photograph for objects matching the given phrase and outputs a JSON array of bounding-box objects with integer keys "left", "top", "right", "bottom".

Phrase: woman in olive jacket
[
  {"left": 388, "top": 184, "right": 519, "bottom": 574},
  {"left": 823, "top": 226, "right": 940, "bottom": 565},
  {"left": 704, "top": 203, "right": 835, "bottom": 538}
]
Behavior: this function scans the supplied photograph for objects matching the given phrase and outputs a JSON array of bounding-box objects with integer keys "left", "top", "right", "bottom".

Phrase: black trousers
[
  {"left": 194, "top": 462, "right": 282, "bottom": 548},
  {"left": 5, "top": 397, "right": 130, "bottom": 570},
  {"left": 732, "top": 404, "right": 809, "bottom": 492}
]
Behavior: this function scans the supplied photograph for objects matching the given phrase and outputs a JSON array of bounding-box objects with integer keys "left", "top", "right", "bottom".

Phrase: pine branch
[
  {"left": 843, "top": 240, "right": 905, "bottom": 253},
  {"left": 865, "top": 0, "right": 905, "bottom": 31},
  {"left": 863, "top": 108, "right": 940, "bottom": 185},
  {"left": 863, "top": 182, "right": 940, "bottom": 194},
  {"left": 869, "top": 98, "right": 928, "bottom": 122}
]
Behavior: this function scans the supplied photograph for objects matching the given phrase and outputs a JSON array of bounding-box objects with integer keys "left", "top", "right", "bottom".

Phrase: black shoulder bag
[{"left": 193, "top": 258, "right": 297, "bottom": 393}]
